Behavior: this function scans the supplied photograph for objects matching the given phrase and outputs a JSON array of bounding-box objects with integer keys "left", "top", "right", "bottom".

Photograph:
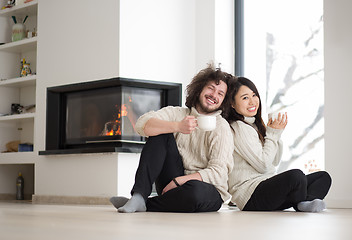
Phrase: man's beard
[
  {"left": 197, "top": 102, "right": 221, "bottom": 114},
  {"left": 197, "top": 94, "right": 221, "bottom": 114}
]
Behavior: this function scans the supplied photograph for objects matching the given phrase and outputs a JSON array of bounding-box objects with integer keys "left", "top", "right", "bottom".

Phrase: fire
[
  {"left": 121, "top": 104, "right": 128, "bottom": 117},
  {"left": 103, "top": 103, "right": 128, "bottom": 136},
  {"left": 106, "top": 120, "right": 121, "bottom": 136}
]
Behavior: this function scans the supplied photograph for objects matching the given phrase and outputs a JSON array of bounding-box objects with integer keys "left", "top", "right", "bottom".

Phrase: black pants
[
  {"left": 243, "top": 169, "right": 332, "bottom": 211},
  {"left": 131, "top": 133, "right": 223, "bottom": 212}
]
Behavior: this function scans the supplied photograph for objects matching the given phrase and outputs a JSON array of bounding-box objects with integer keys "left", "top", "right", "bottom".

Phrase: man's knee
[
  {"left": 182, "top": 180, "right": 222, "bottom": 212},
  {"left": 147, "top": 133, "right": 174, "bottom": 144}
]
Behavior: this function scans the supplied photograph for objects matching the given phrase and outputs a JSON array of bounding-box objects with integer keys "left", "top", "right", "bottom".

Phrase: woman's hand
[
  {"left": 162, "top": 178, "right": 179, "bottom": 195},
  {"left": 162, "top": 173, "right": 202, "bottom": 194},
  {"left": 267, "top": 112, "right": 288, "bottom": 130}
]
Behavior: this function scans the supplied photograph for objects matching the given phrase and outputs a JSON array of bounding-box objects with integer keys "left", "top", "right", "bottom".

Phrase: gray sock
[
  {"left": 297, "top": 199, "right": 326, "bottom": 212},
  {"left": 118, "top": 193, "right": 146, "bottom": 213},
  {"left": 110, "top": 196, "right": 129, "bottom": 210}
]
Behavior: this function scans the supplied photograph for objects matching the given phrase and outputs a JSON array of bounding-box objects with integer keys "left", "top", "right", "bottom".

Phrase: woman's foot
[{"left": 297, "top": 199, "right": 326, "bottom": 212}]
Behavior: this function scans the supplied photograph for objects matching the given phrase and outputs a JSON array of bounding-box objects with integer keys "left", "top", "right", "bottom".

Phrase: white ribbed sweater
[
  {"left": 135, "top": 106, "right": 234, "bottom": 201},
  {"left": 228, "top": 117, "right": 283, "bottom": 210}
]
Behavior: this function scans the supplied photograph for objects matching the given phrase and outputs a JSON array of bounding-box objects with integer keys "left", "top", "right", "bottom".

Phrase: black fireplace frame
[{"left": 39, "top": 77, "right": 182, "bottom": 155}]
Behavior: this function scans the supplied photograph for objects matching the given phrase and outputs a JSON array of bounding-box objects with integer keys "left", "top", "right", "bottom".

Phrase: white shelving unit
[
  {"left": 0, "top": 152, "right": 36, "bottom": 164},
  {"left": 0, "top": 112, "right": 35, "bottom": 122},
  {"left": 0, "top": 1, "right": 38, "bottom": 199},
  {"left": 0, "top": 36, "right": 37, "bottom": 53},
  {"left": 0, "top": 75, "right": 36, "bottom": 87},
  {"left": 0, "top": 0, "right": 37, "bottom": 17}
]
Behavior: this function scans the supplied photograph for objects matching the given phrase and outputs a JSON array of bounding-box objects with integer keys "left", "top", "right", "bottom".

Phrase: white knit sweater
[
  {"left": 135, "top": 106, "right": 234, "bottom": 201},
  {"left": 228, "top": 117, "right": 283, "bottom": 210}
]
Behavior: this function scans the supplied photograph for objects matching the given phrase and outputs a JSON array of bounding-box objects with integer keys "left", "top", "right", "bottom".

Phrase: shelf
[
  {"left": 0, "top": 152, "right": 36, "bottom": 164},
  {"left": 0, "top": 75, "right": 36, "bottom": 87},
  {"left": 0, "top": 0, "right": 37, "bottom": 199},
  {"left": 0, "top": 0, "right": 38, "bottom": 17},
  {"left": 0, "top": 37, "right": 37, "bottom": 53},
  {"left": 0, "top": 113, "right": 35, "bottom": 122}
]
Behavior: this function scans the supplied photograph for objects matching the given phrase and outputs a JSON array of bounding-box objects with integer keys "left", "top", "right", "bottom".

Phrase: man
[{"left": 110, "top": 64, "right": 235, "bottom": 213}]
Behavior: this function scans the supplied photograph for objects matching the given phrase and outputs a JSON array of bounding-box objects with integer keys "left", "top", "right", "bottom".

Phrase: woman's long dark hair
[{"left": 226, "top": 77, "right": 266, "bottom": 144}]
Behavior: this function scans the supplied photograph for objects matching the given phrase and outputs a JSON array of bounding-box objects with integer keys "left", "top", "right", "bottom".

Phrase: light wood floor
[{"left": 1, "top": 201, "right": 351, "bottom": 240}]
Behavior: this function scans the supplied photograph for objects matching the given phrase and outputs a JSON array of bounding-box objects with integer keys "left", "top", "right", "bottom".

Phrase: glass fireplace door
[{"left": 65, "top": 86, "right": 162, "bottom": 145}]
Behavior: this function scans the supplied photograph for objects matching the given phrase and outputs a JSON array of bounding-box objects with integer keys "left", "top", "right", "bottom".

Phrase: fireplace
[{"left": 39, "top": 77, "right": 182, "bottom": 155}]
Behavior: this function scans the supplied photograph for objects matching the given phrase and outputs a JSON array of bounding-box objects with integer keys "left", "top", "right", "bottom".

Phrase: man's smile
[{"left": 205, "top": 95, "right": 218, "bottom": 105}]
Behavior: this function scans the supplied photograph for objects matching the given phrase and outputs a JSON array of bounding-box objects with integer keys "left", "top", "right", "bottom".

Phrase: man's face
[{"left": 196, "top": 80, "right": 227, "bottom": 114}]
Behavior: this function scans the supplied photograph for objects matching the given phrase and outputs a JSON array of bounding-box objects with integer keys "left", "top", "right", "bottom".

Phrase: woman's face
[{"left": 232, "top": 85, "right": 260, "bottom": 117}]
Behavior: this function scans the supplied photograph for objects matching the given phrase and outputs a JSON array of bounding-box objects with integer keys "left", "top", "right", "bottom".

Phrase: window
[{"left": 236, "top": 0, "right": 324, "bottom": 173}]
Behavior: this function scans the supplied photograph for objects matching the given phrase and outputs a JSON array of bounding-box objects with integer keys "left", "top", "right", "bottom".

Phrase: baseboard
[
  {"left": 0, "top": 193, "right": 16, "bottom": 200},
  {"left": 326, "top": 198, "right": 352, "bottom": 209},
  {"left": 0, "top": 193, "right": 32, "bottom": 201},
  {"left": 32, "top": 195, "right": 111, "bottom": 205}
]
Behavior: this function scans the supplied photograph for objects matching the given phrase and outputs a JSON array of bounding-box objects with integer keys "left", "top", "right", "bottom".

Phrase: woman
[{"left": 226, "top": 77, "right": 331, "bottom": 212}]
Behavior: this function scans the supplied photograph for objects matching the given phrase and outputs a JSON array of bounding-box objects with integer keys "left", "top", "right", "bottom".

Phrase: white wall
[
  {"left": 119, "top": 0, "right": 195, "bottom": 86},
  {"left": 119, "top": 0, "right": 234, "bottom": 103},
  {"left": 214, "top": 0, "right": 234, "bottom": 73},
  {"left": 35, "top": 0, "right": 121, "bottom": 198},
  {"left": 34, "top": 0, "right": 234, "bottom": 200},
  {"left": 324, "top": 0, "right": 352, "bottom": 208}
]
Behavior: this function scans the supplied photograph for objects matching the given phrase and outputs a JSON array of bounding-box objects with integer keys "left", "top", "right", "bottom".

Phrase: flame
[
  {"left": 121, "top": 104, "right": 128, "bottom": 117},
  {"left": 103, "top": 103, "right": 129, "bottom": 136},
  {"left": 106, "top": 120, "right": 121, "bottom": 135}
]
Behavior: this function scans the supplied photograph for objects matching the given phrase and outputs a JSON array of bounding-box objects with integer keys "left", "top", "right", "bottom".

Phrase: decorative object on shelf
[
  {"left": 26, "top": 27, "right": 36, "bottom": 38},
  {"left": 20, "top": 57, "right": 25, "bottom": 72},
  {"left": 16, "top": 172, "right": 24, "bottom": 200},
  {"left": 1, "top": 0, "right": 15, "bottom": 9},
  {"left": 11, "top": 103, "right": 23, "bottom": 114},
  {"left": 3, "top": 140, "right": 20, "bottom": 153},
  {"left": 11, "top": 15, "right": 28, "bottom": 42},
  {"left": 21, "top": 62, "right": 31, "bottom": 76},
  {"left": 26, "top": 29, "right": 34, "bottom": 38},
  {"left": 18, "top": 143, "right": 33, "bottom": 152},
  {"left": 20, "top": 58, "right": 32, "bottom": 76},
  {"left": 10, "top": 103, "right": 35, "bottom": 114},
  {"left": 2, "top": 140, "right": 33, "bottom": 153}
]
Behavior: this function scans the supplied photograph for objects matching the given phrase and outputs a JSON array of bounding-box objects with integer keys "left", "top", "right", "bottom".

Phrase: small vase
[{"left": 12, "top": 23, "right": 26, "bottom": 42}]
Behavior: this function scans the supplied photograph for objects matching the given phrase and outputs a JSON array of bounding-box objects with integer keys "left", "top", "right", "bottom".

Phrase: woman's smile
[{"left": 233, "top": 85, "right": 260, "bottom": 117}]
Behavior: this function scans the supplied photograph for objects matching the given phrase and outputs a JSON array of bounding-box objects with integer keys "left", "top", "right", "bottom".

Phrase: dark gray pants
[
  {"left": 131, "top": 133, "right": 223, "bottom": 212},
  {"left": 243, "top": 169, "right": 332, "bottom": 211}
]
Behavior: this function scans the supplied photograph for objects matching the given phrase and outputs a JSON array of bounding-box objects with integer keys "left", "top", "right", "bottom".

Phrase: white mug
[
  {"left": 197, "top": 115, "right": 216, "bottom": 131},
  {"left": 268, "top": 112, "right": 285, "bottom": 121}
]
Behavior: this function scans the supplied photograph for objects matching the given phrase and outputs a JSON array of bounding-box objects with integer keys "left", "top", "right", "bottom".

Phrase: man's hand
[{"left": 177, "top": 116, "right": 197, "bottom": 134}]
